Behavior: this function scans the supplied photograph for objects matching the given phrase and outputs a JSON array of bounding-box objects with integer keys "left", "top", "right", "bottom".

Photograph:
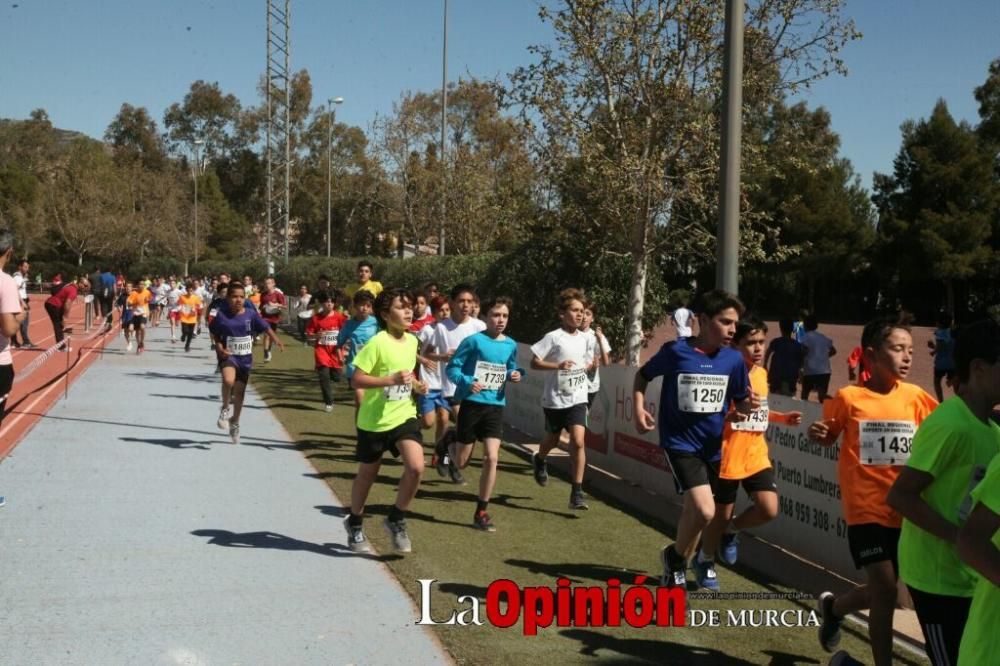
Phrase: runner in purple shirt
[{"left": 209, "top": 282, "right": 284, "bottom": 444}]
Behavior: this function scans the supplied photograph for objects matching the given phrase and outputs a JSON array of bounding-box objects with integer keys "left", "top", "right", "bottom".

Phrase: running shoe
[
  {"left": 344, "top": 517, "right": 372, "bottom": 553},
  {"left": 692, "top": 556, "right": 719, "bottom": 591},
  {"left": 264, "top": 350, "right": 272, "bottom": 363},
  {"left": 718, "top": 532, "right": 740, "bottom": 565},
  {"left": 532, "top": 451, "right": 548, "bottom": 487},
  {"left": 0, "top": 495, "right": 6, "bottom": 507},
  {"left": 473, "top": 511, "right": 496, "bottom": 532},
  {"left": 448, "top": 457, "right": 466, "bottom": 485},
  {"left": 434, "top": 439, "right": 450, "bottom": 478},
  {"left": 817, "top": 591, "right": 842, "bottom": 652},
  {"left": 660, "top": 546, "right": 687, "bottom": 589},
  {"left": 217, "top": 406, "right": 230, "bottom": 430},
  {"left": 324, "top": 404, "right": 333, "bottom": 413},
  {"left": 568, "top": 490, "right": 589, "bottom": 510},
  {"left": 21, "top": 342, "right": 35, "bottom": 349},
  {"left": 125, "top": 340, "right": 133, "bottom": 352},
  {"left": 136, "top": 345, "right": 144, "bottom": 355},
  {"left": 382, "top": 517, "right": 412, "bottom": 553},
  {"left": 229, "top": 422, "right": 240, "bottom": 445}
]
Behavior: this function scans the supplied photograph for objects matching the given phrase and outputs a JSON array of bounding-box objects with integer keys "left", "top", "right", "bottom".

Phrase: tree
[
  {"left": 163, "top": 80, "right": 243, "bottom": 159},
  {"left": 874, "top": 100, "right": 997, "bottom": 315},
  {"left": 507, "top": 0, "right": 860, "bottom": 365}
]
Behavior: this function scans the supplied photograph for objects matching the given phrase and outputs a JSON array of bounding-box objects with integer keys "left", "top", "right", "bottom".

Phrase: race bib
[
  {"left": 180, "top": 305, "right": 194, "bottom": 315},
  {"left": 226, "top": 336, "right": 253, "bottom": 356},
  {"left": 731, "top": 398, "right": 769, "bottom": 432},
  {"left": 319, "top": 330, "right": 339, "bottom": 346},
  {"left": 859, "top": 420, "right": 916, "bottom": 465},
  {"left": 474, "top": 361, "right": 507, "bottom": 391},
  {"left": 132, "top": 307, "right": 145, "bottom": 316},
  {"left": 298, "top": 310, "right": 314, "bottom": 319},
  {"left": 677, "top": 373, "right": 727, "bottom": 413},
  {"left": 264, "top": 304, "right": 282, "bottom": 315},
  {"left": 557, "top": 367, "right": 587, "bottom": 394},
  {"left": 209, "top": 308, "right": 218, "bottom": 318},
  {"left": 957, "top": 465, "right": 988, "bottom": 523},
  {"left": 383, "top": 383, "right": 413, "bottom": 401}
]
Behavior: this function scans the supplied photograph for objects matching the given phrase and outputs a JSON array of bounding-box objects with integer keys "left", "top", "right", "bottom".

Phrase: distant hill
[{"left": 0, "top": 118, "right": 97, "bottom": 147}]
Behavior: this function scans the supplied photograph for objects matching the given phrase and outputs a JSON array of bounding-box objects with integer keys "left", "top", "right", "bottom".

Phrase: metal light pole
[
  {"left": 191, "top": 139, "right": 204, "bottom": 266},
  {"left": 715, "top": 0, "right": 744, "bottom": 294},
  {"left": 438, "top": 0, "right": 448, "bottom": 256},
  {"left": 327, "top": 97, "right": 344, "bottom": 257}
]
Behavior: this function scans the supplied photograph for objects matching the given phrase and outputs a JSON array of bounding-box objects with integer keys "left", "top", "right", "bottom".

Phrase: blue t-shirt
[
  {"left": 446, "top": 332, "right": 523, "bottom": 406},
  {"left": 934, "top": 328, "right": 955, "bottom": 371},
  {"left": 209, "top": 307, "right": 271, "bottom": 371},
  {"left": 639, "top": 338, "right": 750, "bottom": 460},
  {"left": 338, "top": 315, "right": 379, "bottom": 378}
]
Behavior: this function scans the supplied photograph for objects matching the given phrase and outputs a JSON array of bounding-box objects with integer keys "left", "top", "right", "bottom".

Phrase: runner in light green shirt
[
  {"left": 888, "top": 318, "right": 1000, "bottom": 665},
  {"left": 343, "top": 288, "right": 429, "bottom": 556},
  {"left": 957, "top": 454, "right": 1000, "bottom": 665}
]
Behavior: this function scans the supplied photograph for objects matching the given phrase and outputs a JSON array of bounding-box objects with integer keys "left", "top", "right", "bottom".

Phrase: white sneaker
[
  {"left": 125, "top": 340, "right": 132, "bottom": 352},
  {"left": 217, "top": 406, "right": 230, "bottom": 430},
  {"left": 324, "top": 404, "right": 333, "bottom": 413},
  {"left": 229, "top": 422, "right": 240, "bottom": 445}
]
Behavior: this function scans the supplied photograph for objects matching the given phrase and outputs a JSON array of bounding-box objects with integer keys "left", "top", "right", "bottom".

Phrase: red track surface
[
  {"left": 642, "top": 319, "right": 943, "bottom": 400},
  {"left": 1, "top": 294, "right": 118, "bottom": 460}
]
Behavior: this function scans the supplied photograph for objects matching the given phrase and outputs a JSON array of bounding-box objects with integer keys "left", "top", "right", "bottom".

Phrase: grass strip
[{"left": 252, "top": 333, "right": 928, "bottom": 665}]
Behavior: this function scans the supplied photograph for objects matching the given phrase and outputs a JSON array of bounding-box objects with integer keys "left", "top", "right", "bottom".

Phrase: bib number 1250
[{"left": 677, "top": 374, "right": 727, "bottom": 413}]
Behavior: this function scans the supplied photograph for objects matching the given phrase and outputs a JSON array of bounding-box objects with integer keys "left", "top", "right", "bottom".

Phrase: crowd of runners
[{"left": 2, "top": 254, "right": 998, "bottom": 666}]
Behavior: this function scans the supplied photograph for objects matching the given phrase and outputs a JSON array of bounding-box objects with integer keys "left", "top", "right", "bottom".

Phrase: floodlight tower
[{"left": 266, "top": 0, "right": 292, "bottom": 269}]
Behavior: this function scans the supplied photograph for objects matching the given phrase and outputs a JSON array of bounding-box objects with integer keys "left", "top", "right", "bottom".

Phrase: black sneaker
[
  {"left": 448, "top": 457, "right": 466, "bottom": 485},
  {"left": 660, "top": 546, "right": 687, "bottom": 588},
  {"left": 434, "top": 441, "right": 449, "bottom": 477},
  {"left": 817, "top": 591, "right": 842, "bottom": 652},
  {"left": 568, "top": 490, "right": 589, "bottom": 510},
  {"left": 382, "top": 517, "right": 413, "bottom": 553},
  {"left": 532, "top": 451, "right": 548, "bottom": 487},
  {"left": 343, "top": 517, "right": 372, "bottom": 553},
  {"left": 473, "top": 510, "right": 496, "bottom": 532}
]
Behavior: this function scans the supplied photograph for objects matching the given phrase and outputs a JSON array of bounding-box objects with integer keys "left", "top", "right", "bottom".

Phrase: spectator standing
[
  {"left": 292, "top": 284, "right": 313, "bottom": 339},
  {"left": 11, "top": 258, "right": 33, "bottom": 348},
  {"left": 928, "top": 312, "right": 956, "bottom": 403},
  {"left": 0, "top": 230, "right": 25, "bottom": 509},
  {"left": 800, "top": 315, "right": 837, "bottom": 402},
  {"left": 764, "top": 319, "right": 804, "bottom": 396},
  {"left": 672, "top": 300, "right": 693, "bottom": 339}
]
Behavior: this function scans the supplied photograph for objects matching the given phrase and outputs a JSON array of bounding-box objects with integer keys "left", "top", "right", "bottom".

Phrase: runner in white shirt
[
  {"left": 418, "top": 296, "right": 452, "bottom": 448},
  {"left": 582, "top": 302, "right": 611, "bottom": 407},
  {"left": 11, "top": 258, "right": 33, "bottom": 348},
  {"left": 429, "top": 285, "right": 485, "bottom": 483},
  {"left": 530, "top": 288, "right": 596, "bottom": 510},
  {"left": 166, "top": 280, "right": 184, "bottom": 343}
]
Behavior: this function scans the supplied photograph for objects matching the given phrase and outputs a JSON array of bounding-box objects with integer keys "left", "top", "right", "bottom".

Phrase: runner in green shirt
[
  {"left": 889, "top": 318, "right": 1000, "bottom": 665},
  {"left": 957, "top": 453, "right": 1000, "bottom": 665},
  {"left": 343, "top": 288, "right": 428, "bottom": 554}
]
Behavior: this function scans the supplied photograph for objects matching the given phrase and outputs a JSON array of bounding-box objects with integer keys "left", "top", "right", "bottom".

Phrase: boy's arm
[
  {"left": 957, "top": 502, "right": 1000, "bottom": 587},
  {"left": 770, "top": 410, "right": 803, "bottom": 425},
  {"left": 352, "top": 367, "right": 411, "bottom": 390},
  {"left": 888, "top": 468, "right": 958, "bottom": 543},
  {"left": 632, "top": 371, "right": 655, "bottom": 433}
]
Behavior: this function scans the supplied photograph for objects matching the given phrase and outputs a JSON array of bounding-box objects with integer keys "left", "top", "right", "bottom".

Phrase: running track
[{"left": 2, "top": 294, "right": 117, "bottom": 459}]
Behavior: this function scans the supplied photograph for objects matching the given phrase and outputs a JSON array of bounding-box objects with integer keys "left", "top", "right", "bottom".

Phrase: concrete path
[{"left": 0, "top": 325, "right": 450, "bottom": 665}]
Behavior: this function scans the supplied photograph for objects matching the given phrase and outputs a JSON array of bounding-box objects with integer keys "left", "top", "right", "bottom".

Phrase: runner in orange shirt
[
  {"left": 177, "top": 282, "right": 203, "bottom": 353},
  {"left": 125, "top": 283, "right": 152, "bottom": 354},
  {"left": 809, "top": 314, "right": 938, "bottom": 666},
  {"left": 699, "top": 316, "right": 802, "bottom": 583}
]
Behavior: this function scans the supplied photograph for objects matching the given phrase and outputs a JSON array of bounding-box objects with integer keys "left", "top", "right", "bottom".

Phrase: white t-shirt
[
  {"left": 801, "top": 330, "right": 834, "bottom": 375},
  {"left": 672, "top": 307, "right": 693, "bottom": 338},
  {"left": 433, "top": 317, "right": 487, "bottom": 397},
  {"left": 13, "top": 271, "right": 27, "bottom": 301},
  {"left": 531, "top": 328, "right": 591, "bottom": 409},
  {"left": 166, "top": 288, "right": 184, "bottom": 307},
  {"left": 584, "top": 329, "right": 612, "bottom": 393},
  {"left": 418, "top": 324, "right": 442, "bottom": 391}
]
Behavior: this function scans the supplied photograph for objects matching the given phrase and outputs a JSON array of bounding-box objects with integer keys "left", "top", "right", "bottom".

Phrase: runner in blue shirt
[
  {"left": 633, "top": 289, "right": 756, "bottom": 590},
  {"left": 445, "top": 297, "right": 524, "bottom": 531},
  {"left": 338, "top": 290, "right": 379, "bottom": 409},
  {"left": 209, "top": 282, "right": 284, "bottom": 444}
]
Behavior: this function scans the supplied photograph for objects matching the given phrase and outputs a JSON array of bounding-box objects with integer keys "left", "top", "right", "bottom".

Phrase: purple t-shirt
[{"left": 209, "top": 307, "right": 270, "bottom": 370}]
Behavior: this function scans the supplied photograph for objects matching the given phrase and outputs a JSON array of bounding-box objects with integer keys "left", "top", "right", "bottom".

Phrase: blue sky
[{"left": 1, "top": 1, "right": 998, "bottom": 190}]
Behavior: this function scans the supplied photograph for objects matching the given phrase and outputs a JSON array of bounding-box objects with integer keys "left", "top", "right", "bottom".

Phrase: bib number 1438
[{"left": 859, "top": 420, "right": 916, "bottom": 465}]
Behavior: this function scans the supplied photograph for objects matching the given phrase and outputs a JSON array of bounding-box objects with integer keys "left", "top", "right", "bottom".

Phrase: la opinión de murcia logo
[
  {"left": 417, "top": 579, "right": 821, "bottom": 633},
  {"left": 417, "top": 577, "right": 685, "bottom": 635}
]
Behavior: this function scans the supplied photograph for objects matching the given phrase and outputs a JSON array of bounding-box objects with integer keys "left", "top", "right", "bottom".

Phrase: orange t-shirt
[
  {"left": 126, "top": 290, "right": 151, "bottom": 316},
  {"left": 823, "top": 381, "right": 938, "bottom": 527},
  {"left": 720, "top": 365, "right": 773, "bottom": 480},
  {"left": 178, "top": 293, "right": 202, "bottom": 325}
]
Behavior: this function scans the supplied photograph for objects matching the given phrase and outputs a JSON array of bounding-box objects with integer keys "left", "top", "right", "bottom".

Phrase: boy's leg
[
  {"left": 567, "top": 424, "right": 587, "bottom": 484},
  {"left": 734, "top": 489, "right": 779, "bottom": 530},
  {"left": 230, "top": 376, "right": 247, "bottom": 423},
  {"left": 908, "top": 587, "right": 971, "bottom": 666},
  {"left": 318, "top": 367, "right": 333, "bottom": 406},
  {"left": 863, "top": 560, "right": 898, "bottom": 666},
  {"left": 394, "top": 439, "right": 426, "bottom": 511},
  {"left": 351, "top": 461, "right": 382, "bottom": 516},
  {"left": 700, "top": 477, "right": 737, "bottom": 558},
  {"left": 677, "top": 484, "right": 715, "bottom": 560},
  {"left": 477, "top": 437, "right": 502, "bottom": 502}
]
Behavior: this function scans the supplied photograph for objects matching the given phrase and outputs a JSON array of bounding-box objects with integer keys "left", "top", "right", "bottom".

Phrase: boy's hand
[
  {"left": 510, "top": 370, "right": 522, "bottom": 383},
  {"left": 635, "top": 406, "right": 655, "bottom": 433},
  {"left": 470, "top": 381, "right": 484, "bottom": 394},
  {"left": 726, "top": 410, "right": 747, "bottom": 423},
  {"left": 558, "top": 360, "right": 575, "bottom": 370},
  {"left": 412, "top": 379, "right": 429, "bottom": 395},
  {"left": 395, "top": 369, "right": 414, "bottom": 385},
  {"left": 809, "top": 419, "right": 831, "bottom": 441},
  {"left": 276, "top": 340, "right": 285, "bottom": 352},
  {"left": 419, "top": 356, "right": 437, "bottom": 372},
  {"left": 785, "top": 411, "right": 803, "bottom": 426}
]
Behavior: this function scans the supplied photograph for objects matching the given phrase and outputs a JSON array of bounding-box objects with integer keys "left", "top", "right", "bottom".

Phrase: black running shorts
[
  {"left": 355, "top": 418, "right": 423, "bottom": 464},
  {"left": 664, "top": 448, "right": 720, "bottom": 495},
  {"left": 456, "top": 401, "right": 503, "bottom": 443},
  {"left": 715, "top": 467, "right": 777, "bottom": 505},
  {"left": 847, "top": 523, "right": 901, "bottom": 571}
]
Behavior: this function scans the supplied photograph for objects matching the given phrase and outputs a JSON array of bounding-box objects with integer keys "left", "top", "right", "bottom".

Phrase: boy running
[
  {"left": 177, "top": 282, "right": 202, "bottom": 352},
  {"left": 338, "top": 290, "right": 379, "bottom": 409},
  {"left": 445, "top": 296, "right": 523, "bottom": 531},
  {"left": 166, "top": 279, "right": 184, "bottom": 343},
  {"left": 530, "top": 288, "right": 596, "bottom": 510},
  {"left": 344, "top": 288, "right": 428, "bottom": 553},
  {"left": 259, "top": 276, "right": 286, "bottom": 362},
  {"left": 888, "top": 318, "right": 1000, "bottom": 665},
  {"left": 210, "top": 283, "right": 285, "bottom": 444},
  {"left": 699, "top": 316, "right": 802, "bottom": 590},
  {"left": 582, "top": 302, "right": 611, "bottom": 408},
  {"left": 809, "top": 314, "right": 937, "bottom": 666},
  {"left": 305, "top": 291, "right": 348, "bottom": 412},
  {"left": 125, "top": 282, "right": 152, "bottom": 354},
  {"left": 344, "top": 260, "right": 384, "bottom": 300},
  {"left": 418, "top": 296, "right": 453, "bottom": 455},
  {"left": 632, "top": 290, "right": 754, "bottom": 588}
]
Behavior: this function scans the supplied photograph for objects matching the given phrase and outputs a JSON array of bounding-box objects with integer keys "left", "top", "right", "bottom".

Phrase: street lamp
[
  {"left": 327, "top": 97, "right": 344, "bottom": 257},
  {"left": 191, "top": 139, "right": 205, "bottom": 266}
]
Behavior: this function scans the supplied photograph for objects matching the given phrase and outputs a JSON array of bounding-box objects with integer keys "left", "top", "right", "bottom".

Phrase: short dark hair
[
  {"left": 450, "top": 283, "right": 477, "bottom": 301},
  {"left": 373, "top": 288, "right": 413, "bottom": 329},
  {"left": 937, "top": 312, "right": 954, "bottom": 329},
  {"left": 861, "top": 312, "right": 913, "bottom": 350},
  {"left": 693, "top": 289, "right": 744, "bottom": 319},
  {"left": 778, "top": 318, "right": 794, "bottom": 336},
  {"left": 485, "top": 296, "right": 514, "bottom": 313},
  {"left": 227, "top": 282, "right": 245, "bottom": 295},
  {"left": 557, "top": 288, "right": 585, "bottom": 311},
  {"left": 318, "top": 274, "right": 331, "bottom": 282},
  {"left": 357, "top": 260, "right": 373, "bottom": 271},
  {"left": 314, "top": 290, "right": 331, "bottom": 303},
  {"left": 953, "top": 319, "right": 1000, "bottom": 384},
  {"left": 804, "top": 315, "right": 819, "bottom": 331},
  {"left": 353, "top": 290, "right": 375, "bottom": 306},
  {"left": 735, "top": 315, "right": 767, "bottom": 343}
]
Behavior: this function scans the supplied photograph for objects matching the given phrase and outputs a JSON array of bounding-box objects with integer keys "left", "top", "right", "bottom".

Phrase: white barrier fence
[{"left": 504, "top": 343, "right": 861, "bottom": 583}]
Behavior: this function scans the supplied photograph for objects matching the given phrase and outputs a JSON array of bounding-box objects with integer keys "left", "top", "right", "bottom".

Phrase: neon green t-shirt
[
  {"left": 957, "top": 454, "right": 1000, "bottom": 665},
  {"left": 353, "top": 330, "right": 418, "bottom": 433},
  {"left": 899, "top": 397, "right": 1000, "bottom": 596}
]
